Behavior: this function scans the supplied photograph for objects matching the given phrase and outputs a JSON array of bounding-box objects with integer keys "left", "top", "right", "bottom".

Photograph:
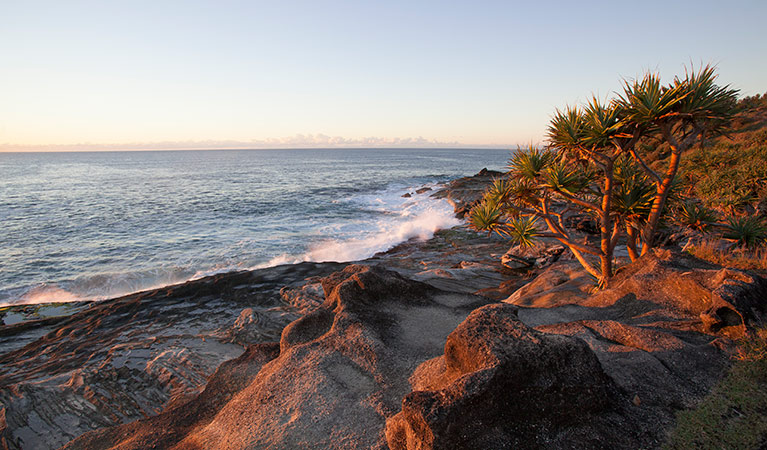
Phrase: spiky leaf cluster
[
  {"left": 723, "top": 216, "right": 767, "bottom": 248},
  {"left": 505, "top": 216, "right": 540, "bottom": 249},
  {"left": 675, "top": 201, "right": 718, "bottom": 232}
]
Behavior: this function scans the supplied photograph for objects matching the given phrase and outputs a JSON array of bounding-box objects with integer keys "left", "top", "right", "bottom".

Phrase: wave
[
  {"left": 259, "top": 184, "right": 458, "bottom": 267},
  {"left": 1, "top": 183, "right": 458, "bottom": 308}
]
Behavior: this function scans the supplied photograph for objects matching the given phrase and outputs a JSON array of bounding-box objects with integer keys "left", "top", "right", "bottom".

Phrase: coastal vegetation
[{"left": 468, "top": 66, "right": 767, "bottom": 285}]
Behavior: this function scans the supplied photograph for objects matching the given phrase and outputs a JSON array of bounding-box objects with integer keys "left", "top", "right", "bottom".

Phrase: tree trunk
[
  {"left": 640, "top": 148, "right": 681, "bottom": 255},
  {"left": 598, "top": 160, "right": 615, "bottom": 284},
  {"left": 626, "top": 225, "right": 639, "bottom": 261}
]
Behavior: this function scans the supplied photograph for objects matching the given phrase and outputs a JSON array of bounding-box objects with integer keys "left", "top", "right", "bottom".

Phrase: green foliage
[
  {"left": 680, "top": 135, "right": 767, "bottom": 212},
  {"left": 507, "top": 178, "right": 541, "bottom": 209},
  {"left": 543, "top": 160, "right": 589, "bottom": 196},
  {"left": 505, "top": 216, "right": 540, "bottom": 248},
  {"left": 723, "top": 216, "right": 767, "bottom": 248},
  {"left": 508, "top": 146, "right": 555, "bottom": 180},
  {"left": 615, "top": 72, "right": 686, "bottom": 127},
  {"left": 675, "top": 201, "right": 717, "bottom": 232},
  {"left": 612, "top": 173, "right": 655, "bottom": 226},
  {"left": 670, "top": 65, "right": 739, "bottom": 134},
  {"left": 547, "top": 106, "right": 585, "bottom": 151},
  {"left": 468, "top": 199, "right": 507, "bottom": 235},
  {"left": 485, "top": 177, "right": 515, "bottom": 205}
]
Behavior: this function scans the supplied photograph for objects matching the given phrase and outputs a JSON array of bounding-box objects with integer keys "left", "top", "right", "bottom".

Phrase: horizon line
[{"left": 0, "top": 146, "right": 514, "bottom": 153}]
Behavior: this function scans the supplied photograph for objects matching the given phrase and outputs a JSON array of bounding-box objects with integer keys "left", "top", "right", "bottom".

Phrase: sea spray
[{"left": 263, "top": 190, "right": 460, "bottom": 265}]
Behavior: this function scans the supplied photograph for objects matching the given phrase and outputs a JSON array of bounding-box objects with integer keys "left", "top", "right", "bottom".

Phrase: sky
[{"left": 1, "top": 0, "right": 766, "bottom": 151}]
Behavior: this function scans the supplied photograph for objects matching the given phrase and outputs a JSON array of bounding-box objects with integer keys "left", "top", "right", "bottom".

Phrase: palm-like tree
[
  {"left": 615, "top": 65, "right": 739, "bottom": 255},
  {"left": 470, "top": 65, "right": 738, "bottom": 286}
]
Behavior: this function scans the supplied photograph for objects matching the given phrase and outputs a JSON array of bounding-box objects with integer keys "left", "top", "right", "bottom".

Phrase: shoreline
[{"left": 0, "top": 169, "right": 501, "bottom": 323}]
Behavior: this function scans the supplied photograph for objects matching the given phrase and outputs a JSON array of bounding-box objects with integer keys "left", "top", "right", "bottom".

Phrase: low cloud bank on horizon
[{"left": 1, "top": 134, "right": 514, "bottom": 152}]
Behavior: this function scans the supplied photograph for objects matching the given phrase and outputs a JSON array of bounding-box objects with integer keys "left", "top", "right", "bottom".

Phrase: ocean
[{"left": 0, "top": 148, "right": 509, "bottom": 307}]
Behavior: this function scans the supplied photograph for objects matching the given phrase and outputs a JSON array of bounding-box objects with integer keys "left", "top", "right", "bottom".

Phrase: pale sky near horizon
[{"left": 1, "top": 0, "right": 766, "bottom": 151}]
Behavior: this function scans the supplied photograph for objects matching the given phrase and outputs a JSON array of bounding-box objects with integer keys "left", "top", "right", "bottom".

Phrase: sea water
[{"left": 0, "top": 148, "right": 509, "bottom": 306}]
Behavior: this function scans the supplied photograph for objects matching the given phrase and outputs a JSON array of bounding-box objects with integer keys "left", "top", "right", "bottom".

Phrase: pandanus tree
[
  {"left": 470, "top": 65, "right": 738, "bottom": 286},
  {"left": 615, "top": 65, "right": 739, "bottom": 255}
]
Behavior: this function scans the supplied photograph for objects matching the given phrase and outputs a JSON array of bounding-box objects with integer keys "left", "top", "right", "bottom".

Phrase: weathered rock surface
[
  {"left": 502, "top": 249, "right": 767, "bottom": 447},
  {"left": 385, "top": 303, "right": 624, "bottom": 449},
  {"left": 62, "top": 265, "right": 493, "bottom": 450},
  {"left": 368, "top": 226, "right": 511, "bottom": 297},
  {"left": 0, "top": 262, "right": 343, "bottom": 450},
  {"left": 501, "top": 241, "right": 565, "bottom": 270}
]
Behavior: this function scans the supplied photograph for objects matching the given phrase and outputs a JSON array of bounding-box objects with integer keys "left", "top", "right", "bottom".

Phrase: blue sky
[{"left": 1, "top": 0, "right": 766, "bottom": 150}]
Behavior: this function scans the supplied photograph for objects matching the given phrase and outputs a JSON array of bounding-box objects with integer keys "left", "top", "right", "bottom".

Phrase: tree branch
[
  {"left": 553, "top": 190, "right": 602, "bottom": 212},
  {"left": 627, "top": 146, "right": 661, "bottom": 185}
]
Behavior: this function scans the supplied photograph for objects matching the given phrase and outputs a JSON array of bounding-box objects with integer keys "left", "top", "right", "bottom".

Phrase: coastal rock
[
  {"left": 63, "top": 265, "right": 493, "bottom": 450},
  {"left": 504, "top": 260, "right": 593, "bottom": 307},
  {"left": 385, "top": 303, "right": 620, "bottom": 450},
  {"left": 502, "top": 249, "right": 767, "bottom": 442},
  {"left": 585, "top": 249, "right": 767, "bottom": 337},
  {"left": 0, "top": 262, "right": 344, "bottom": 450},
  {"left": 500, "top": 242, "right": 565, "bottom": 270},
  {"left": 431, "top": 169, "right": 503, "bottom": 218},
  {"left": 279, "top": 279, "right": 325, "bottom": 313},
  {"left": 410, "top": 262, "right": 505, "bottom": 294}
]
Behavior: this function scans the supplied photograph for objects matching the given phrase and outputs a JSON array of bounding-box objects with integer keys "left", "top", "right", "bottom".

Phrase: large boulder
[{"left": 385, "top": 304, "right": 621, "bottom": 449}]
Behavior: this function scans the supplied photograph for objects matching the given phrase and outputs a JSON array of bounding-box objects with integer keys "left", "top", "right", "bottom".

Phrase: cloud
[{"left": 0, "top": 134, "right": 512, "bottom": 152}]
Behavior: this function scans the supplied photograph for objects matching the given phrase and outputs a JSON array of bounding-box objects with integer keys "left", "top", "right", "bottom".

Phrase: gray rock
[{"left": 501, "top": 242, "right": 565, "bottom": 270}]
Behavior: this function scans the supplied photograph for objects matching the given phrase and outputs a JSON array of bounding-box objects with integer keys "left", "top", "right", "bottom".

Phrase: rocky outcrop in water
[{"left": 430, "top": 168, "right": 503, "bottom": 218}]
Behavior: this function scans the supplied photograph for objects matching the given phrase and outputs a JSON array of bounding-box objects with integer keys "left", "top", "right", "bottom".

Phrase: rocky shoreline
[{"left": 1, "top": 170, "right": 766, "bottom": 449}]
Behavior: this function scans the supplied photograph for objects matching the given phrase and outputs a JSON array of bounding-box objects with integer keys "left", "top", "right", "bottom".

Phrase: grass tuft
[{"left": 685, "top": 239, "right": 767, "bottom": 271}]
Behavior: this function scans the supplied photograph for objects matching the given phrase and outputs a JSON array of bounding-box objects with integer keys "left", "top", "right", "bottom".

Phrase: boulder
[
  {"left": 501, "top": 242, "right": 565, "bottom": 270},
  {"left": 385, "top": 304, "right": 621, "bottom": 449},
  {"left": 504, "top": 260, "right": 593, "bottom": 307}
]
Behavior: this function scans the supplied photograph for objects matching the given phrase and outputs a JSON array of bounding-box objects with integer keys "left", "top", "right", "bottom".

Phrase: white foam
[
  {"left": 15, "top": 285, "right": 81, "bottom": 305},
  {"left": 258, "top": 184, "right": 458, "bottom": 266}
]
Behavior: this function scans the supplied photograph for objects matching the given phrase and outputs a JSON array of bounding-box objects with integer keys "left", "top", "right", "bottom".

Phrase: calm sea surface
[{"left": 0, "top": 148, "right": 508, "bottom": 306}]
